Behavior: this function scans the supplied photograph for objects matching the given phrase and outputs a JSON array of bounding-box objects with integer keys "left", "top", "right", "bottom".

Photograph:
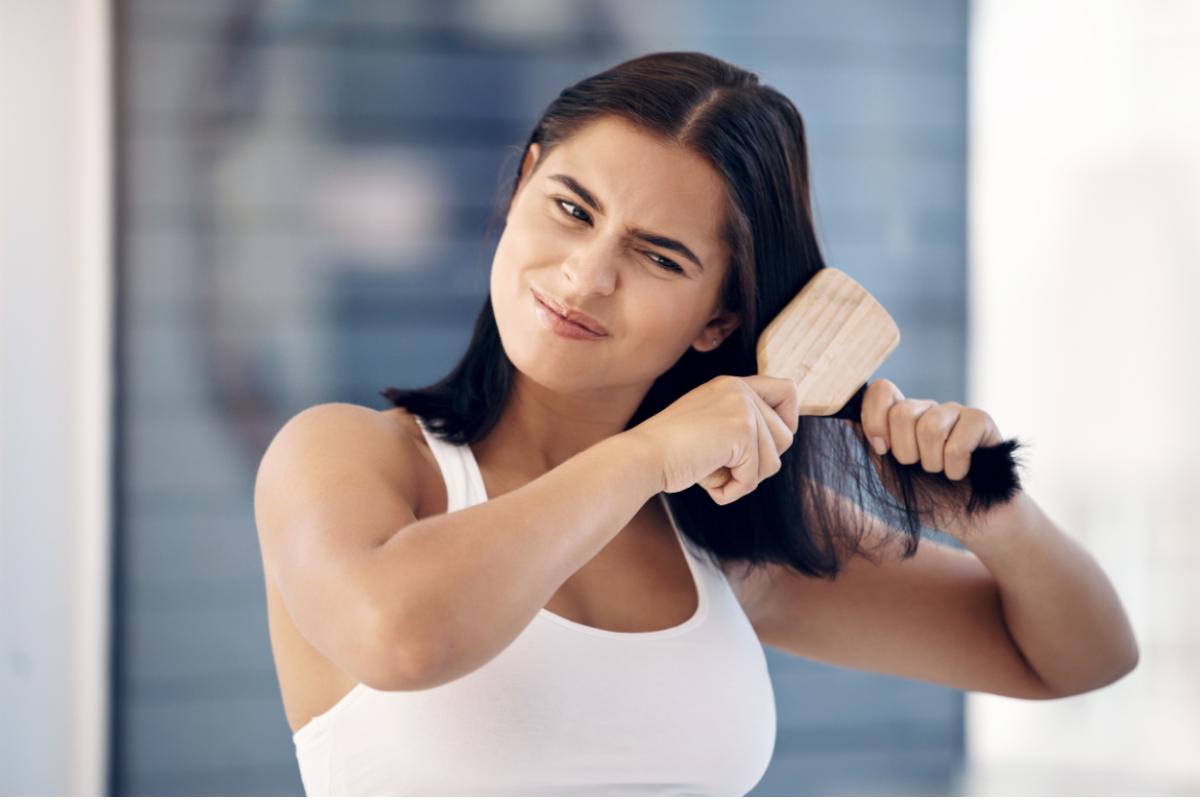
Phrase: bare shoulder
[
  {"left": 258, "top": 402, "right": 425, "bottom": 514},
  {"left": 253, "top": 402, "right": 434, "bottom": 692},
  {"left": 378, "top": 404, "right": 426, "bottom": 449}
]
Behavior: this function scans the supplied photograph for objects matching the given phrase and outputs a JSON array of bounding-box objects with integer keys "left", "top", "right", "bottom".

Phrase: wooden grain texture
[{"left": 758, "top": 267, "right": 901, "bottom": 416}]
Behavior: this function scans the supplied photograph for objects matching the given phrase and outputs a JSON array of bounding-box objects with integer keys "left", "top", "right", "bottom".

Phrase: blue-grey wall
[{"left": 115, "top": 0, "right": 970, "bottom": 793}]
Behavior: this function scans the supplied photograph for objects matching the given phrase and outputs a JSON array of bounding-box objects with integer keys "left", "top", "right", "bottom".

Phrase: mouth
[{"left": 530, "top": 288, "right": 609, "bottom": 336}]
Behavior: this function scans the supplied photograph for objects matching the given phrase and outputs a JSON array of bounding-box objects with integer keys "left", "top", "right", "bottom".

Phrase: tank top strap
[{"left": 412, "top": 415, "right": 479, "bottom": 512}]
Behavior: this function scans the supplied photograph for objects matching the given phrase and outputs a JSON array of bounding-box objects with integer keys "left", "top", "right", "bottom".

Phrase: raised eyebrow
[{"left": 547, "top": 173, "right": 706, "bottom": 273}]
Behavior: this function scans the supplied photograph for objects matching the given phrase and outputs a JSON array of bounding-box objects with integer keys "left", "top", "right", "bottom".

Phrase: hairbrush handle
[{"left": 829, "top": 382, "right": 1027, "bottom": 513}]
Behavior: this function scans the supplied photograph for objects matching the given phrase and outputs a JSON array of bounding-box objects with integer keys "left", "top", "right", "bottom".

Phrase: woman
[{"left": 254, "top": 51, "right": 1138, "bottom": 796}]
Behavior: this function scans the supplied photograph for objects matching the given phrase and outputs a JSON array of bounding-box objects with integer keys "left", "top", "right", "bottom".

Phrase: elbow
[
  {"left": 1116, "top": 640, "right": 1140, "bottom": 683},
  {"left": 1104, "top": 635, "right": 1141, "bottom": 687},
  {"left": 1037, "top": 652, "right": 1141, "bottom": 700},
  {"left": 1122, "top": 640, "right": 1140, "bottom": 674},
  {"left": 364, "top": 602, "right": 448, "bottom": 692},
  {"left": 375, "top": 641, "right": 446, "bottom": 692},
  {"left": 1091, "top": 650, "right": 1141, "bottom": 694},
  {"left": 1114, "top": 618, "right": 1141, "bottom": 678},
  {"left": 398, "top": 628, "right": 456, "bottom": 690}
]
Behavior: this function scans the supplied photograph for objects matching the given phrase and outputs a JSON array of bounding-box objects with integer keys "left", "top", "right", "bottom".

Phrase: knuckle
[
  {"left": 893, "top": 399, "right": 923, "bottom": 423},
  {"left": 713, "top": 374, "right": 738, "bottom": 393},
  {"left": 944, "top": 442, "right": 968, "bottom": 461},
  {"left": 915, "top": 412, "right": 945, "bottom": 436},
  {"left": 738, "top": 392, "right": 758, "bottom": 419}
]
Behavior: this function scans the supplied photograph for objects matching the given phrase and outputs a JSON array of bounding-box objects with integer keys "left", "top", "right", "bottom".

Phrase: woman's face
[{"left": 490, "top": 115, "right": 738, "bottom": 394}]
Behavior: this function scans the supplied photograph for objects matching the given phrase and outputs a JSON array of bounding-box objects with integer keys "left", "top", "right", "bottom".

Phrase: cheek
[
  {"left": 490, "top": 224, "right": 538, "bottom": 292},
  {"left": 494, "top": 213, "right": 568, "bottom": 275},
  {"left": 629, "top": 296, "right": 699, "bottom": 347}
]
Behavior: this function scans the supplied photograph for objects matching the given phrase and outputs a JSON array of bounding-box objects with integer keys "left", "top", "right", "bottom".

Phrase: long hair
[{"left": 381, "top": 51, "right": 930, "bottom": 582}]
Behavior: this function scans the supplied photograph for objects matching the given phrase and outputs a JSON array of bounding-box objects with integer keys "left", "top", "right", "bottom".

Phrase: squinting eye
[
  {"left": 644, "top": 252, "right": 685, "bottom": 274},
  {"left": 555, "top": 198, "right": 591, "bottom": 224},
  {"left": 554, "top": 198, "right": 685, "bottom": 275}
]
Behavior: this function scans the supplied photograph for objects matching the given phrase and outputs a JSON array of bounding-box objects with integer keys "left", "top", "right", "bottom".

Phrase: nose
[{"left": 561, "top": 237, "right": 618, "bottom": 296}]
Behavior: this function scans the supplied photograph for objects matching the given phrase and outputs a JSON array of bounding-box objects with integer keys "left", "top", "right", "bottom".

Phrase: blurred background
[{"left": 2, "top": 0, "right": 1197, "bottom": 795}]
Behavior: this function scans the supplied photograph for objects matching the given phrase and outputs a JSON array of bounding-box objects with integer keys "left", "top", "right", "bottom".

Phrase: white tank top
[{"left": 291, "top": 415, "right": 777, "bottom": 796}]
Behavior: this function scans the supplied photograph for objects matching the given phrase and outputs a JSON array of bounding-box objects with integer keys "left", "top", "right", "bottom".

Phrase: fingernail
[{"left": 870, "top": 436, "right": 887, "bottom": 455}]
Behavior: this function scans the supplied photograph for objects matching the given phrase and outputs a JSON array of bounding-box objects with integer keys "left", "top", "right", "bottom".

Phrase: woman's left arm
[
  {"left": 946, "top": 489, "right": 1139, "bottom": 696},
  {"left": 860, "top": 379, "right": 1141, "bottom": 697}
]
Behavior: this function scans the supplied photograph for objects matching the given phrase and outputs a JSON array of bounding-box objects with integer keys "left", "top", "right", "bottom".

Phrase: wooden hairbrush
[{"left": 714, "top": 267, "right": 1024, "bottom": 513}]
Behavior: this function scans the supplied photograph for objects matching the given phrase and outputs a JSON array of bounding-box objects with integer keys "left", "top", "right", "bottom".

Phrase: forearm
[
  {"left": 374, "top": 429, "right": 663, "bottom": 689},
  {"left": 948, "top": 490, "right": 1140, "bottom": 696}
]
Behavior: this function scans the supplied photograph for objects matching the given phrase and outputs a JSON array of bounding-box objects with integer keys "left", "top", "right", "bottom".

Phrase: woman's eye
[
  {"left": 555, "top": 198, "right": 591, "bottom": 224},
  {"left": 644, "top": 252, "right": 685, "bottom": 274},
  {"left": 554, "top": 198, "right": 685, "bottom": 275}
]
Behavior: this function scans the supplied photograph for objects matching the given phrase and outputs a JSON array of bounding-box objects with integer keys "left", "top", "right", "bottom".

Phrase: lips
[{"left": 530, "top": 288, "right": 609, "bottom": 336}]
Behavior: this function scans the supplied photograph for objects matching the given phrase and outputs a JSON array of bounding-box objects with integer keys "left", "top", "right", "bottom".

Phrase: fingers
[
  {"left": 863, "top": 379, "right": 942, "bottom": 467},
  {"left": 741, "top": 375, "right": 798, "bottom": 448},
  {"left": 746, "top": 388, "right": 794, "bottom": 469},
  {"left": 914, "top": 403, "right": 961, "bottom": 474},
  {"left": 860, "top": 378, "right": 905, "bottom": 455},
  {"left": 754, "top": 407, "right": 782, "bottom": 486},
  {"left": 710, "top": 435, "right": 758, "bottom": 505},
  {"left": 711, "top": 379, "right": 793, "bottom": 505},
  {"left": 888, "top": 399, "right": 938, "bottom": 466},
  {"left": 742, "top": 375, "right": 800, "bottom": 435},
  {"left": 943, "top": 406, "right": 996, "bottom": 481},
  {"left": 706, "top": 375, "right": 800, "bottom": 506},
  {"left": 859, "top": 379, "right": 1003, "bottom": 482}
]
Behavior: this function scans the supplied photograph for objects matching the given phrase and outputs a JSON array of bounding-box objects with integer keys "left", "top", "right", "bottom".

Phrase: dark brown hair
[{"left": 382, "top": 51, "right": 932, "bottom": 582}]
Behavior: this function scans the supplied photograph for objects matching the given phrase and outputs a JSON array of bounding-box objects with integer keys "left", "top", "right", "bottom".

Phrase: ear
[
  {"left": 692, "top": 307, "right": 741, "bottom": 353},
  {"left": 519, "top": 142, "right": 541, "bottom": 185},
  {"left": 509, "top": 142, "right": 542, "bottom": 217}
]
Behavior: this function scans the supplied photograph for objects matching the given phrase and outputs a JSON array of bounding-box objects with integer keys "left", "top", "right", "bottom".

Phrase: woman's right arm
[
  {"left": 366, "top": 420, "right": 664, "bottom": 690},
  {"left": 258, "top": 376, "right": 797, "bottom": 693},
  {"left": 254, "top": 402, "right": 664, "bottom": 694},
  {"left": 368, "top": 373, "right": 799, "bottom": 689}
]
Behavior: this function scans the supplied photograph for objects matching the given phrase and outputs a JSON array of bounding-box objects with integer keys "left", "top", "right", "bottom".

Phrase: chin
[{"left": 508, "top": 344, "right": 606, "bottom": 394}]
